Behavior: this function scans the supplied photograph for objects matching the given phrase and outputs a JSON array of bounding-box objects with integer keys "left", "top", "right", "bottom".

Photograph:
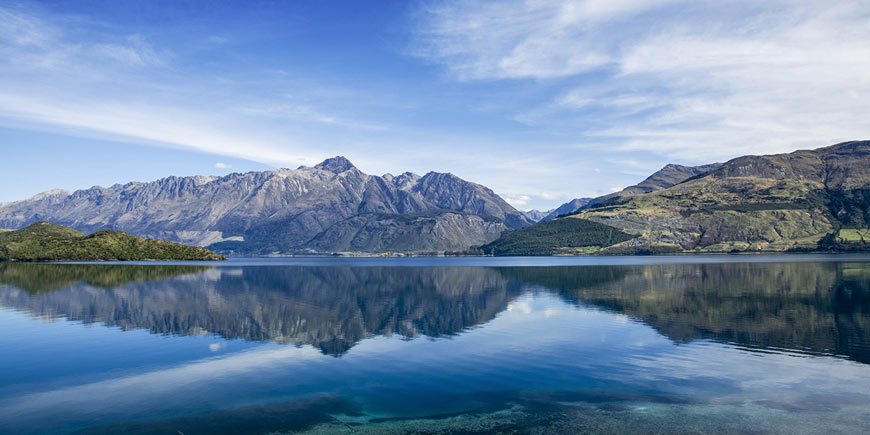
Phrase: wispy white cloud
[
  {"left": 414, "top": 0, "right": 870, "bottom": 161},
  {"left": 0, "top": 4, "right": 383, "bottom": 169},
  {"left": 214, "top": 162, "right": 231, "bottom": 169},
  {"left": 413, "top": 0, "right": 674, "bottom": 80},
  {"left": 504, "top": 194, "right": 531, "bottom": 207},
  {"left": 0, "top": 91, "right": 314, "bottom": 166}
]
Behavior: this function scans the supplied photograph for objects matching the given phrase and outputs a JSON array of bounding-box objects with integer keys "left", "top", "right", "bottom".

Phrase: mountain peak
[
  {"left": 314, "top": 156, "right": 356, "bottom": 173},
  {"left": 29, "top": 188, "right": 71, "bottom": 201}
]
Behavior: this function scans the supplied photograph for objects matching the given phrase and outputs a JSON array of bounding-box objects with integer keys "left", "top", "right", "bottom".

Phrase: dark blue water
[{"left": 1, "top": 256, "right": 870, "bottom": 434}]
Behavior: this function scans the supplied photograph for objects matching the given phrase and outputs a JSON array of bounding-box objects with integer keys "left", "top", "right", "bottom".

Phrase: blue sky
[{"left": 1, "top": 0, "right": 869, "bottom": 210}]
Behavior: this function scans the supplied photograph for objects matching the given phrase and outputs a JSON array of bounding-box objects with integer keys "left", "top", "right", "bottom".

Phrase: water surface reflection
[
  {"left": 1, "top": 260, "right": 870, "bottom": 433},
  {"left": 2, "top": 262, "right": 869, "bottom": 361}
]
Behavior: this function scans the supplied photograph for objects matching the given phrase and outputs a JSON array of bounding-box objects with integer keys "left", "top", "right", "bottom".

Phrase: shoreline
[{"left": 223, "top": 249, "right": 870, "bottom": 258}]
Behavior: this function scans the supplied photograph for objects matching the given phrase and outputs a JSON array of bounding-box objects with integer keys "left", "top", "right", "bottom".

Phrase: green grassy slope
[
  {"left": 0, "top": 222, "right": 225, "bottom": 261},
  {"left": 480, "top": 218, "right": 634, "bottom": 255}
]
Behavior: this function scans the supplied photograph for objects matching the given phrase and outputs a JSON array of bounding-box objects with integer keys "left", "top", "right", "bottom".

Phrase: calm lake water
[{"left": 2, "top": 255, "right": 870, "bottom": 434}]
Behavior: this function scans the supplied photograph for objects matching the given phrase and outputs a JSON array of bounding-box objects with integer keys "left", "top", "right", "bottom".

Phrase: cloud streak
[
  {"left": 414, "top": 0, "right": 870, "bottom": 161},
  {"left": 0, "top": 4, "right": 380, "bottom": 168}
]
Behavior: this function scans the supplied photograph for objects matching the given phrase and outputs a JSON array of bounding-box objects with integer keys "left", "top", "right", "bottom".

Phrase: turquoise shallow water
[{"left": 1, "top": 256, "right": 870, "bottom": 434}]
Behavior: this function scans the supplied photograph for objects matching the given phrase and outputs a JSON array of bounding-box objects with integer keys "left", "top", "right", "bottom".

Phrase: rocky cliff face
[{"left": 0, "top": 157, "right": 532, "bottom": 253}]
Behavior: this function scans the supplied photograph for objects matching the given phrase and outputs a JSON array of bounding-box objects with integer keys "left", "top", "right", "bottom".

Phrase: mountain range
[
  {"left": 3, "top": 141, "right": 870, "bottom": 256},
  {"left": 487, "top": 140, "right": 870, "bottom": 255},
  {"left": 0, "top": 157, "right": 531, "bottom": 254}
]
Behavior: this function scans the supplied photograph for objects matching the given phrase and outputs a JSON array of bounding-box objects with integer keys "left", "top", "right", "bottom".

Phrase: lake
[{"left": 2, "top": 255, "right": 870, "bottom": 434}]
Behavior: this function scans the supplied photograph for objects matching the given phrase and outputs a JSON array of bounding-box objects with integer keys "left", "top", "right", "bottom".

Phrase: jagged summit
[{"left": 314, "top": 156, "right": 356, "bottom": 173}]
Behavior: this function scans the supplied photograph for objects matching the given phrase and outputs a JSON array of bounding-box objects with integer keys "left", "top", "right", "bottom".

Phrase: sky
[{"left": 1, "top": 0, "right": 869, "bottom": 210}]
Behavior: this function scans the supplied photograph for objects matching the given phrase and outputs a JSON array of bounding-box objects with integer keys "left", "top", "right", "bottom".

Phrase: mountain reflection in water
[
  {"left": 0, "top": 263, "right": 523, "bottom": 355},
  {"left": 1, "top": 261, "right": 869, "bottom": 363}
]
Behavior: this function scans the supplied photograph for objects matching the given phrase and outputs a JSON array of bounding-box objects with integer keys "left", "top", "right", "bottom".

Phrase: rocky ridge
[
  {"left": 568, "top": 141, "right": 870, "bottom": 253},
  {"left": 0, "top": 157, "right": 532, "bottom": 254}
]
